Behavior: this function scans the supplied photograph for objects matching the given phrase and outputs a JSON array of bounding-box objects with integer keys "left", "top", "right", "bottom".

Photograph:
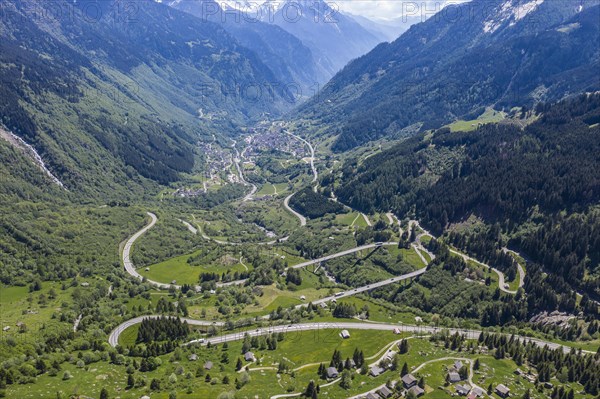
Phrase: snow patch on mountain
[
  {"left": 483, "top": 0, "right": 545, "bottom": 33},
  {"left": 220, "top": 0, "right": 263, "bottom": 12}
]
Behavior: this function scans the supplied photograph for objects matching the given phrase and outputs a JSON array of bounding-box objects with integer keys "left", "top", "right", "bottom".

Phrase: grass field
[
  {"left": 0, "top": 282, "right": 78, "bottom": 347},
  {"left": 139, "top": 250, "right": 249, "bottom": 286},
  {"left": 256, "top": 183, "right": 277, "bottom": 196},
  {"left": 356, "top": 213, "right": 370, "bottom": 228},
  {"left": 6, "top": 326, "right": 596, "bottom": 399},
  {"left": 256, "top": 183, "right": 289, "bottom": 197},
  {"left": 447, "top": 108, "right": 507, "bottom": 132},
  {"left": 335, "top": 212, "right": 360, "bottom": 226}
]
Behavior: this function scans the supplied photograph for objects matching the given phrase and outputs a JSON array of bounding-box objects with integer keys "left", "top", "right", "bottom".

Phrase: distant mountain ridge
[
  {"left": 167, "top": 0, "right": 327, "bottom": 93},
  {"left": 347, "top": 13, "right": 423, "bottom": 42},
  {"left": 0, "top": 0, "right": 294, "bottom": 195},
  {"left": 169, "top": 0, "right": 385, "bottom": 89},
  {"left": 297, "top": 0, "right": 600, "bottom": 151},
  {"left": 259, "top": 0, "right": 383, "bottom": 76}
]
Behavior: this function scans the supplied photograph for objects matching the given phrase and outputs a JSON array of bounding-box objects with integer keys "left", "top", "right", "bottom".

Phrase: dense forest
[
  {"left": 477, "top": 332, "right": 600, "bottom": 395},
  {"left": 334, "top": 94, "right": 600, "bottom": 305},
  {"left": 288, "top": 187, "right": 345, "bottom": 219}
]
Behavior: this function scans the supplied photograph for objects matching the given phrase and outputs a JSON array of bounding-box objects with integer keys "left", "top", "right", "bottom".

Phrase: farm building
[
  {"left": 378, "top": 385, "right": 394, "bottom": 398},
  {"left": 448, "top": 371, "right": 461, "bottom": 383},
  {"left": 370, "top": 365, "right": 385, "bottom": 377},
  {"left": 456, "top": 384, "right": 471, "bottom": 396},
  {"left": 495, "top": 384, "right": 510, "bottom": 398},
  {"left": 326, "top": 367, "right": 339, "bottom": 379},
  {"left": 244, "top": 351, "right": 256, "bottom": 362},
  {"left": 402, "top": 373, "right": 417, "bottom": 388},
  {"left": 409, "top": 386, "right": 425, "bottom": 397}
]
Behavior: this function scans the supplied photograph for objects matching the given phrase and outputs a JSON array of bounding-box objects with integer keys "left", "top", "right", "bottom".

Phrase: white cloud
[{"left": 334, "top": 0, "right": 471, "bottom": 21}]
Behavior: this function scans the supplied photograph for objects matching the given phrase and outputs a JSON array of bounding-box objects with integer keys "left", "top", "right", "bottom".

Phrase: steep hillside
[
  {"left": 331, "top": 94, "right": 600, "bottom": 303},
  {"left": 297, "top": 0, "right": 600, "bottom": 151},
  {"left": 260, "top": 0, "right": 383, "bottom": 78},
  {"left": 169, "top": 0, "right": 325, "bottom": 92},
  {"left": 0, "top": 0, "right": 292, "bottom": 196},
  {"left": 347, "top": 13, "right": 421, "bottom": 42}
]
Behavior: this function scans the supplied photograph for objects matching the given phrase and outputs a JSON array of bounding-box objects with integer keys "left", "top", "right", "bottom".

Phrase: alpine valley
[{"left": 0, "top": 0, "right": 598, "bottom": 399}]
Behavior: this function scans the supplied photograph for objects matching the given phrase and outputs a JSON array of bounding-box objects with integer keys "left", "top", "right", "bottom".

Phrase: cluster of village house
[
  {"left": 187, "top": 351, "right": 257, "bottom": 370},
  {"left": 331, "top": 341, "right": 511, "bottom": 399},
  {"left": 182, "top": 330, "right": 514, "bottom": 399}
]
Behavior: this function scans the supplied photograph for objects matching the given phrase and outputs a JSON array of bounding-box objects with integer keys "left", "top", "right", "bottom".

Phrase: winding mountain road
[
  {"left": 289, "top": 242, "right": 398, "bottom": 270},
  {"left": 298, "top": 267, "right": 427, "bottom": 308},
  {"left": 448, "top": 247, "right": 524, "bottom": 294},
  {"left": 179, "top": 219, "right": 197, "bottom": 235},
  {"left": 122, "top": 212, "right": 159, "bottom": 285},
  {"left": 108, "top": 316, "right": 224, "bottom": 347},
  {"left": 123, "top": 213, "right": 246, "bottom": 290},
  {"left": 192, "top": 217, "right": 288, "bottom": 246},
  {"left": 407, "top": 219, "right": 523, "bottom": 295},
  {"left": 231, "top": 139, "right": 257, "bottom": 202},
  {"left": 284, "top": 130, "right": 317, "bottom": 184},
  {"left": 110, "top": 316, "right": 591, "bottom": 357},
  {"left": 128, "top": 215, "right": 399, "bottom": 291},
  {"left": 283, "top": 193, "right": 307, "bottom": 226}
]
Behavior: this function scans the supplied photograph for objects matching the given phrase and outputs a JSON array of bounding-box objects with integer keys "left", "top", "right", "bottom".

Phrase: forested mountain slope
[
  {"left": 332, "top": 94, "right": 600, "bottom": 305},
  {"left": 169, "top": 0, "right": 326, "bottom": 92},
  {"left": 0, "top": 0, "right": 293, "bottom": 196},
  {"left": 297, "top": 0, "right": 600, "bottom": 151}
]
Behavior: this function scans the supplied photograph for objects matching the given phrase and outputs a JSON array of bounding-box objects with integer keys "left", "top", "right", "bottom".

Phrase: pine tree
[
  {"left": 305, "top": 380, "right": 317, "bottom": 397},
  {"left": 318, "top": 363, "right": 325, "bottom": 376},
  {"left": 401, "top": 362, "right": 409, "bottom": 376}
]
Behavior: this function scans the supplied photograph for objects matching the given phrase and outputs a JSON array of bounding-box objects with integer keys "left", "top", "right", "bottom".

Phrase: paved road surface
[
  {"left": 449, "top": 248, "right": 522, "bottom": 295},
  {"left": 194, "top": 216, "right": 288, "bottom": 247},
  {"left": 110, "top": 262, "right": 430, "bottom": 348},
  {"left": 122, "top": 212, "right": 160, "bottom": 285},
  {"left": 231, "top": 140, "right": 257, "bottom": 201},
  {"left": 185, "top": 322, "right": 587, "bottom": 355},
  {"left": 361, "top": 213, "right": 372, "bottom": 227},
  {"left": 502, "top": 247, "right": 526, "bottom": 290},
  {"left": 283, "top": 193, "right": 307, "bottom": 226},
  {"left": 302, "top": 267, "right": 427, "bottom": 307},
  {"left": 108, "top": 316, "right": 224, "bottom": 347},
  {"left": 179, "top": 219, "right": 197, "bottom": 235},
  {"left": 409, "top": 219, "right": 522, "bottom": 295},
  {"left": 123, "top": 213, "right": 246, "bottom": 290},
  {"left": 284, "top": 130, "right": 317, "bottom": 184},
  {"left": 290, "top": 242, "right": 398, "bottom": 269}
]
